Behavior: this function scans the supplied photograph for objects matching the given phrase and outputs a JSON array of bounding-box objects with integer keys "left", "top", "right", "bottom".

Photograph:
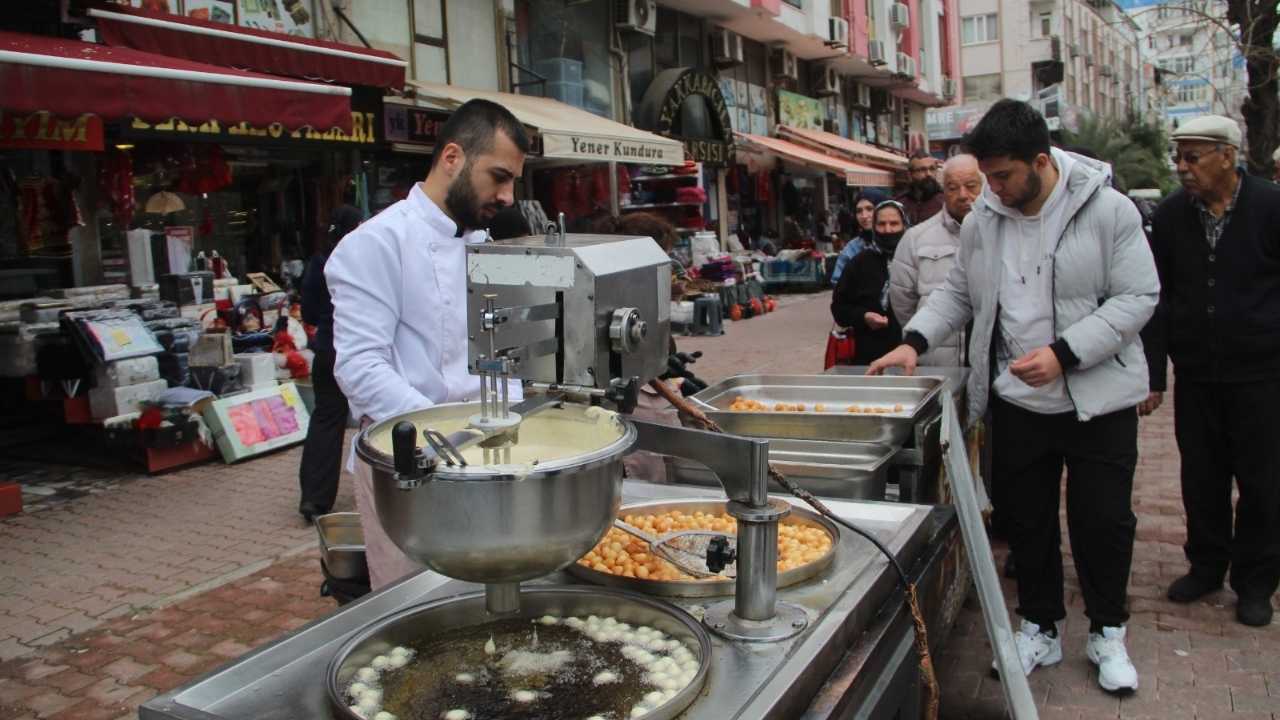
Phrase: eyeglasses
[{"left": 1171, "top": 146, "right": 1222, "bottom": 166}]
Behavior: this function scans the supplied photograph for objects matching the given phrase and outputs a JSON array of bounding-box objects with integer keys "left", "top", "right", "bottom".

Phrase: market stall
[{"left": 140, "top": 231, "right": 974, "bottom": 720}]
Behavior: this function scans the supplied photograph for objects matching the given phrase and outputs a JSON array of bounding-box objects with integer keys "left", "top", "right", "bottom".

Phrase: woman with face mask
[
  {"left": 830, "top": 188, "right": 889, "bottom": 286},
  {"left": 830, "top": 200, "right": 909, "bottom": 366}
]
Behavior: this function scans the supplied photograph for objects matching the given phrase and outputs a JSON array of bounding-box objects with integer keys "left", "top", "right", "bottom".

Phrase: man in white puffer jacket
[
  {"left": 869, "top": 100, "right": 1158, "bottom": 696},
  {"left": 889, "top": 153, "right": 983, "bottom": 366}
]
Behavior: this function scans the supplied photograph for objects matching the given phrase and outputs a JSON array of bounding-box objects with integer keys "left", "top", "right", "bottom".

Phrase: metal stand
[
  {"left": 630, "top": 419, "right": 809, "bottom": 642},
  {"left": 485, "top": 582, "right": 521, "bottom": 615}
]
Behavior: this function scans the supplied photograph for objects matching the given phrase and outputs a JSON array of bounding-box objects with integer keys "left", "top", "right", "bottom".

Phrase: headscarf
[{"left": 870, "top": 200, "right": 910, "bottom": 311}]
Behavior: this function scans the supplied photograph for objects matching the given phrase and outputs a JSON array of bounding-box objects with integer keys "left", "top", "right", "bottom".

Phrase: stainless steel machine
[{"left": 140, "top": 232, "right": 966, "bottom": 720}]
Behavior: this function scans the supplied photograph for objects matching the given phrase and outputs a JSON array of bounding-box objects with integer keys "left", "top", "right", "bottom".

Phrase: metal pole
[
  {"left": 734, "top": 519, "right": 778, "bottom": 621},
  {"left": 609, "top": 161, "right": 620, "bottom": 216}
]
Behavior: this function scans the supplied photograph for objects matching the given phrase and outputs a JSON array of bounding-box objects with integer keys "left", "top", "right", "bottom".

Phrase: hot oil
[{"left": 380, "top": 618, "right": 656, "bottom": 719}]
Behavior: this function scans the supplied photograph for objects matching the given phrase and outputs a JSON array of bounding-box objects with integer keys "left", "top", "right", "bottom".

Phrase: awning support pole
[{"left": 608, "top": 161, "right": 619, "bottom": 216}]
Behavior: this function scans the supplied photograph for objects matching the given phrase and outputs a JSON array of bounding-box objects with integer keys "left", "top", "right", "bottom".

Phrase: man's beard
[
  {"left": 444, "top": 161, "right": 499, "bottom": 232},
  {"left": 1011, "top": 171, "right": 1042, "bottom": 212},
  {"left": 912, "top": 176, "right": 941, "bottom": 198}
]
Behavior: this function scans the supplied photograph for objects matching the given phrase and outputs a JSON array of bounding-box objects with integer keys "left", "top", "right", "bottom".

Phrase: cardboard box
[
  {"left": 190, "top": 332, "right": 233, "bottom": 368},
  {"left": 235, "top": 352, "right": 276, "bottom": 387},
  {"left": 89, "top": 378, "right": 167, "bottom": 419},
  {"left": 202, "top": 382, "right": 310, "bottom": 463},
  {"left": 94, "top": 356, "right": 160, "bottom": 388},
  {"left": 159, "top": 272, "right": 215, "bottom": 306}
]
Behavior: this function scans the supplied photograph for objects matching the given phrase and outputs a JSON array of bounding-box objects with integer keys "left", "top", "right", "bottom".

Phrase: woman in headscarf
[
  {"left": 830, "top": 187, "right": 889, "bottom": 286},
  {"left": 830, "top": 200, "right": 909, "bottom": 366}
]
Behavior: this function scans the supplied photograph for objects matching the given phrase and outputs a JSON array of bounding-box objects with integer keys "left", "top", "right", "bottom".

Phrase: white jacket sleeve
[
  {"left": 326, "top": 229, "right": 432, "bottom": 422},
  {"left": 904, "top": 219, "right": 975, "bottom": 348},
  {"left": 890, "top": 226, "right": 923, "bottom": 328}
]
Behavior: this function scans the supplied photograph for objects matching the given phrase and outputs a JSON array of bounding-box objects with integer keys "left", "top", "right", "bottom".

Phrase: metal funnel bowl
[{"left": 356, "top": 402, "right": 634, "bottom": 585}]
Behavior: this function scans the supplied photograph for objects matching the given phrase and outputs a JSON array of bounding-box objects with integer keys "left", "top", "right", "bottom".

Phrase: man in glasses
[
  {"left": 1149, "top": 115, "right": 1280, "bottom": 628},
  {"left": 868, "top": 99, "right": 1158, "bottom": 694}
]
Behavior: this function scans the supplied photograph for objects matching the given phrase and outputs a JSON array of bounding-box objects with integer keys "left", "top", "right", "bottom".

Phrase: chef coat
[{"left": 326, "top": 182, "right": 520, "bottom": 469}]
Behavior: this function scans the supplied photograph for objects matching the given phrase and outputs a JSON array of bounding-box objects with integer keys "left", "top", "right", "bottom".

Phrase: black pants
[
  {"left": 1174, "top": 379, "right": 1280, "bottom": 599},
  {"left": 298, "top": 345, "right": 349, "bottom": 513},
  {"left": 992, "top": 396, "right": 1138, "bottom": 628}
]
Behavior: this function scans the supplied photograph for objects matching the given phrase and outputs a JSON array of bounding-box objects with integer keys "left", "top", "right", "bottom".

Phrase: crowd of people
[{"left": 826, "top": 98, "right": 1279, "bottom": 697}]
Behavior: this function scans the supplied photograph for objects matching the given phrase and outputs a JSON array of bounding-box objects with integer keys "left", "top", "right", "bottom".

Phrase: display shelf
[
  {"left": 630, "top": 173, "right": 700, "bottom": 182},
  {"left": 621, "top": 201, "right": 704, "bottom": 210}
]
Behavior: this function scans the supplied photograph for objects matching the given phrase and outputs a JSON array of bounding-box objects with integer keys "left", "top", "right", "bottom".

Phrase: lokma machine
[{"left": 140, "top": 230, "right": 968, "bottom": 720}]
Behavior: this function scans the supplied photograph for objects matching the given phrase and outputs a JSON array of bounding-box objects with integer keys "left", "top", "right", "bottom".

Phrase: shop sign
[
  {"left": 540, "top": 132, "right": 680, "bottom": 163},
  {"left": 384, "top": 104, "right": 450, "bottom": 147},
  {"left": 647, "top": 69, "right": 734, "bottom": 166},
  {"left": 925, "top": 104, "right": 989, "bottom": 141},
  {"left": 124, "top": 111, "right": 377, "bottom": 146},
  {"left": 0, "top": 112, "right": 104, "bottom": 151},
  {"left": 778, "top": 90, "right": 825, "bottom": 131}
]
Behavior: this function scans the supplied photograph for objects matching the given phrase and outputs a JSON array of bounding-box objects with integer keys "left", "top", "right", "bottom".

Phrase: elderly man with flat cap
[{"left": 1148, "top": 115, "right": 1280, "bottom": 626}]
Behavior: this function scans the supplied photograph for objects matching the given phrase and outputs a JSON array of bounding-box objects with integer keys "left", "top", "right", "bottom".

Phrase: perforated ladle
[{"left": 611, "top": 519, "right": 738, "bottom": 579}]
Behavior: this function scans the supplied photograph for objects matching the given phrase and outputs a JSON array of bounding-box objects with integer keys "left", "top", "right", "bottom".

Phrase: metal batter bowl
[
  {"left": 326, "top": 585, "right": 712, "bottom": 720},
  {"left": 356, "top": 402, "right": 635, "bottom": 584}
]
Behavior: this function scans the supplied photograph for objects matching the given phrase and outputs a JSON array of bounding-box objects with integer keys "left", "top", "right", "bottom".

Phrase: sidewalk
[{"left": 0, "top": 291, "right": 1275, "bottom": 719}]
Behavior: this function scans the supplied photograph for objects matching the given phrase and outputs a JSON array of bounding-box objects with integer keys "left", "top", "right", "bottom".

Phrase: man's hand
[
  {"left": 1010, "top": 347, "right": 1063, "bottom": 387},
  {"left": 1137, "top": 391, "right": 1164, "bottom": 417},
  {"left": 867, "top": 344, "right": 919, "bottom": 376},
  {"left": 864, "top": 312, "right": 889, "bottom": 330}
]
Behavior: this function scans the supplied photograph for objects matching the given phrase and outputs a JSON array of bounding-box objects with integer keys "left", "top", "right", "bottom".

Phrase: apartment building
[
  {"left": 928, "top": 0, "right": 1143, "bottom": 152},
  {"left": 1119, "top": 0, "right": 1247, "bottom": 132}
]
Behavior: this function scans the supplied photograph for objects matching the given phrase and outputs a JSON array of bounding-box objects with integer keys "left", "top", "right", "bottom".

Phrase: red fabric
[
  {"left": 98, "top": 149, "right": 134, "bottom": 228},
  {"left": 93, "top": 5, "right": 406, "bottom": 88},
  {"left": 824, "top": 328, "right": 856, "bottom": 369},
  {"left": 0, "top": 30, "right": 352, "bottom": 131}
]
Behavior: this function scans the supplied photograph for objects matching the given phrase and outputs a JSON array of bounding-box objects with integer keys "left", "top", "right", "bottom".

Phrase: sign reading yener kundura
[{"left": 540, "top": 130, "right": 682, "bottom": 165}]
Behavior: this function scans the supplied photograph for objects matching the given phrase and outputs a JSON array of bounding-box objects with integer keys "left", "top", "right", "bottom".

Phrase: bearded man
[{"left": 325, "top": 99, "right": 529, "bottom": 589}]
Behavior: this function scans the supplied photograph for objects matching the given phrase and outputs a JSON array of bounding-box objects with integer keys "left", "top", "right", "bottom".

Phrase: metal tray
[
  {"left": 315, "top": 513, "right": 367, "bottom": 581},
  {"left": 689, "top": 374, "right": 946, "bottom": 446},
  {"left": 565, "top": 499, "right": 839, "bottom": 597},
  {"left": 668, "top": 438, "right": 895, "bottom": 500}
]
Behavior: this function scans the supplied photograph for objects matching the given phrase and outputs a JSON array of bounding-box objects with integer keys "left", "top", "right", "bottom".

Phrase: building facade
[
  {"left": 928, "top": 0, "right": 1144, "bottom": 152},
  {"left": 1119, "top": 0, "right": 1247, "bottom": 134}
]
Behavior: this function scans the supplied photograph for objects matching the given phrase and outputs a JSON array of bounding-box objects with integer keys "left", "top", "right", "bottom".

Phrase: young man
[
  {"left": 326, "top": 99, "right": 529, "bottom": 589},
  {"left": 1150, "top": 115, "right": 1280, "bottom": 627},
  {"left": 895, "top": 149, "right": 945, "bottom": 225},
  {"left": 889, "top": 153, "right": 982, "bottom": 367},
  {"left": 869, "top": 99, "right": 1158, "bottom": 693}
]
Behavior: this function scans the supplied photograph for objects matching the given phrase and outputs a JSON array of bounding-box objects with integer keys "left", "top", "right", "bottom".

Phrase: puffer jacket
[
  {"left": 890, "top": 208, "right": 964, "bottom": 366},
  {"left": 904, "top": 151, "right": 1159, "bottom": 424}
]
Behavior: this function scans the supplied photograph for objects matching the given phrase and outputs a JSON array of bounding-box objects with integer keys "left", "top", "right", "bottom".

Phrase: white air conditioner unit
[
  {"left": 854, "top": 82, "right": 873, "bottom": 107},
  {"left": 711, "top": 28, "right": 744, "bottom": 66},
  {"left": 828, "top": 16, "right": 850, "bottom": 46},
  {"left": 771, "top": 48, "right": 799, "bottom": 80},
  {"left": 868, "top": 39, "right": 887, "bottom": 65},
  {"left": 942, "top": 76, "right": 956, "bottom": 98},
  {"left": 816, "top": 65, "right": 840, "bottom": 95},
  {"left": 615, "top": 0, "right": 656, "bottom": 36},
  {"left": 896, "top": 51, "right": 916, "bottom": 77},
  {"left": 890, "top": 2, "right": 910, "bottom": 28}
]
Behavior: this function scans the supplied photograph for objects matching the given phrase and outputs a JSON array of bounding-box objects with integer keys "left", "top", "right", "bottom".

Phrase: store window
[
  {"left": 516, "top": 0, "right": 614, "bottom": 119},
  {"left": 1037, "top": 12, "right": 1052, "bottom": 38},
  {"left": 962, "top": 73, "right": 1003, "bottom": 101},
  {"left": 625, "top": 7, "right": 708, "bottom": 110},
  {"left": 961, "top": 13, "right": 998, "bottom": 45},
  {"left": 413, "top": 0, "right": 448, "bottom": 85}
]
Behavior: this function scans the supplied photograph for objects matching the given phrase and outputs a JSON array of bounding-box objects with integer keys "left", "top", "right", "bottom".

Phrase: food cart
[{"left": 140, "top": 229, "right": 975, "bottom": 720}]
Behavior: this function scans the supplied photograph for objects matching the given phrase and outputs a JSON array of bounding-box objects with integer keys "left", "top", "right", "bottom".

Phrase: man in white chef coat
[{"left": 326, "top": 99, "right": 529, "bottom": 589}]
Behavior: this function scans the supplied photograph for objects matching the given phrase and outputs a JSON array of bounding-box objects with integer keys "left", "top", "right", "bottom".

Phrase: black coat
[
  {"left": 831, "top": 247, "right": 902, "bottom": 366},
  {"left": 1149, "top": 173, "right": 1280, "bottom": 386},
  {"left": 301, "top": 253, "right": 334, "bottom": 353}
]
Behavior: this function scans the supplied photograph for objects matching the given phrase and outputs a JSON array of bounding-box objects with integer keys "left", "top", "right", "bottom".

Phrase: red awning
[
  {"left": 735, "top": 132, "right": 895, "bottom": 188},
  {"left": 777, "top": 125, "right": 909, "bottom": 171},
  {"left": 0, "top": 31, "right": 352, "bottom": 131},
  {"left": 89, "top": 6, "right": 406, "bottom": 89}
]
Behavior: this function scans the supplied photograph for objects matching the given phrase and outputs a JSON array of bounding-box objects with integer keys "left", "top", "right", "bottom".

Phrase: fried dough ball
[{"left": 578, "top": 510, "right": 833, "bottom": 582}]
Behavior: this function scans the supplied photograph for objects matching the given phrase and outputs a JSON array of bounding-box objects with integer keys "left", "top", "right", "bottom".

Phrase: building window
[
  {"left": 961, "top": 13, "right": 999, "bottom": 45},
  {"left": 516, "top": 0, "right": 613, "bottom": 118},
  {"left": 963, "top": 73, "right": 1003, "bottom": 101},
  {"left": 1038, "top": 12, "right": 1052, "bottom": 38},
  {"left": 1179, "top": 34, "right": 1192, "bottom": 46}
]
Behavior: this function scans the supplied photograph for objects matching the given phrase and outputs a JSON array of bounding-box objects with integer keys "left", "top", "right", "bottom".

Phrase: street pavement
[{"left": 0, "top": 290, "right": 1276, "bottom": 719}]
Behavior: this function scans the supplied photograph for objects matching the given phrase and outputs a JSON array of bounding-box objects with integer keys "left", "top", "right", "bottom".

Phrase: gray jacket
[
  {"left": 905, "top": 152, "right": 1159, "bottom": 424},
  {"left": 890, "top": 208, "right": 964, "bottom": 366}
]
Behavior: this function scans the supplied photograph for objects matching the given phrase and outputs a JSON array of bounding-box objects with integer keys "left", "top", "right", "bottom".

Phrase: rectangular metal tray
[
  {"left": 668, "top": 438, "right": 895, "bottom": 500},
  {"left": 314, "top": 512, "right": 367, "bottom": 581},
  {"left": 690, "top": 374, "right": 945, "bottom": 446}
]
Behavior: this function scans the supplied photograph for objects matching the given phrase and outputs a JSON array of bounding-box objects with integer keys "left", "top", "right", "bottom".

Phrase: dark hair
[
  {"left": 909, "top": 148, "right": 932, "bottom": 162},
  {"left": 486, "top": 204, "right": 531, "bottom": 240},
  {"left": 962, "top": 99, "right": 1051, "bottom": 164},
  {"left": 430, "top": 98, "right": 530, "bottom": 170},
  {"left": 589, "top": 211, "right": 678, "bottom": 252}
]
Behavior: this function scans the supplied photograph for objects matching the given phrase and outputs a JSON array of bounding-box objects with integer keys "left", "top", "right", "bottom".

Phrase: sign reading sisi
[{"left": 0, "top": 113, "right": 104, "bottom": 151}]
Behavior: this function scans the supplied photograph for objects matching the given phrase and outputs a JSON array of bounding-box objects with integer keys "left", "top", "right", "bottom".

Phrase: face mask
[{"left": 875, "top": 231, "right": 904, "bottom": 253}]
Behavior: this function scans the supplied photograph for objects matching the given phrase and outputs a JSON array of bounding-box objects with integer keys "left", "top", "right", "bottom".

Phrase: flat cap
[{"left": 1172, "top": 115, "right": 1241, "bottom": 148}]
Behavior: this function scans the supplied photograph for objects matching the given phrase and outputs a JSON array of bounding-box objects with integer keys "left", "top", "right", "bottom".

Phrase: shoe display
[
  {"left": 1086, "top": 625, "right": 1139, "bottom": 694},
  {"left": 991, "top": 619, "right": 1062, "bottom": 677},
  {"left": 1166, "top": 572, "right": 1222, "bottom": 603},
  {"left": 1236, "top": 596, "right": 1275, "bottom": 627}
]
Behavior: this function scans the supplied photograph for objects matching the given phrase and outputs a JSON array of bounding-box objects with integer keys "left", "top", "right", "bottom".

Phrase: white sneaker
[
  {"left": 991, "top": 619, "right": 1063, "bottom": 677},
  {"left": 1086, "top": 625, "right": 1139, "bottom": 694}
]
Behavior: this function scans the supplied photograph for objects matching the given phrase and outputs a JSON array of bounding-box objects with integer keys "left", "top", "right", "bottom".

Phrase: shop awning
[
  {"left": 777, "top": 125, "right": 909, "bottom": 172},
  {"left": 89, "top": 6, "right": 406, "bottom": 88},
  {"left": 0, "top": 31, "right": 353, "bottom": 131},
  {"left": 410, "top": 81, "right": 685, "bottom": 166},
  {"left": 735, "top": 132, "right": 894, "bottom": 188}
]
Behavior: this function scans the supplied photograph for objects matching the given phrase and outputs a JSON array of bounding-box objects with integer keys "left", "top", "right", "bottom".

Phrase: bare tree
[{"left": 1225, "top": 0, "right": 1280, "bottom": 175}]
